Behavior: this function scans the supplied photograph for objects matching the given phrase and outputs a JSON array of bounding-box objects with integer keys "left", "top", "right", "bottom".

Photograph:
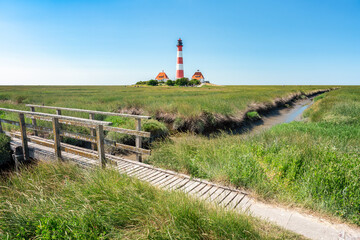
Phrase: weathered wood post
[
  {"left": 89, "top": 113, "right": 97, "bottom": 150},
  {"left": 52, "top": 117, "right": 62, "bottom": 160},
  {"left": 0, "top": 119, "right": 3, "bottom": 133},
  {"left": 30, "top": 106, "right": 38, "bottom": 136},
  {"left": 96, "top": 124, "right": 106, "bottom": 168},
  {"left": 18, "top": 113, "right": 29, "bottom": 161},
  {"left": 56, "top": 109, "right": 62, "bottom": 142},
  {"left": 136, "top": 119, "right": 142, "bottom": 162}
]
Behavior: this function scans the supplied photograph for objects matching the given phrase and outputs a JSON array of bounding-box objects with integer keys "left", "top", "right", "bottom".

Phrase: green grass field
[
  {"left": 1, "top": 85, "right": 358, "bottom": 228},
  {"left": 0, "top": 85, "right": 329, "bottom": 117},
  {"left": 0, "top": 162, "right": 303, "bottom": 239},
  {"left": 149, "top": 86, "right": 360, "bottom": 225}
]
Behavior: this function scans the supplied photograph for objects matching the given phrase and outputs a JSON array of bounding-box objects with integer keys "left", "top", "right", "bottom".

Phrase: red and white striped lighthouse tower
[{"left": 176, "top": 38, "right": 184, "bottom": 79}]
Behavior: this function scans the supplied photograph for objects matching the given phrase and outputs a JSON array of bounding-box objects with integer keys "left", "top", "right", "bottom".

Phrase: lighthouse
[{"left": 176, "top": 38, "right": 184, "bottom": 79}]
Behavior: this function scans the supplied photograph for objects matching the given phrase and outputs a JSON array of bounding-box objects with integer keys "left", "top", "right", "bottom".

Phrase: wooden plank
[
  {"left": 207, "top": 188, "right": 225, "bottom": 202},
  {"left": 52, "top": 117, "right": 62, "bottom": 160},
  {"left": 153, "top": 175, "right": 177, "bottom": 186},
  {"left": 216, "top": 190, "right": 232, "bottom": 204},
  {"left": 141, "top": 171, "right": 163, "bottom": 181},
  {"left": 135, "top": 119, "right": 142, "bottom": 162},
  {"left": 184, "top": 181, "right": 202, "bottom": 193},
  {"left": 135, "top": 168, "right": 155, "bottom": 179},
  {"left": 187, "top": 182, "right": 206, "bottom": 194},
  {"left": 30, "top": 116, "right": 111, "bottom": 128},
  {"left": 127, "top": 166, "right": 149, "bottom": 176},
  {"left": 96, "top": 125, "right": 106, "bottom": 168},
  {"left": 115, "top": 143, "right": 150, "bottom": 155},
  {"left": 0, "top": 119, "right": 20, "bottom": 126},
  {"left": 200, "top": 186, "right": 218, "bottom": 198},
  {"left": 18, "top": 113, "right": 29, "bottom": 161},
  {"left": 147, "top": 173, "right": 168, "bottom": 184},
  {"left": 26, "top": 104, "right": 151, "bottom": 119},
  {"left": 144, "top": 172, "right": 166, "bottom": 182},
  {"left": 118, "top": 161, "right": 137, "bottom": 171},
  {"left": 0, "top": 108, "right": 112, "bottom": 126},
  {"left": 221, "top": 192, "right": 239, "bottom": 208},
  {"left": 30, "top": 106, "right": 38, "bottom": 136},
  {"left": 103, "top": 125, "right": 150, "bottom": 138},
  {"left": 233, "top": 195, "right": 250, "bottom": 210},
  {"left": 89, "top": 113, "right": 97, "bottom": 150},
  {"left": 124, "top": 165, "right": 142, "bottom": 174},
  {"left": 178, "top": 180, "right": 197, "bottom": 191},
  {"left": 60, "top": 131, "right": 97, "bottom": 143},
  {"left": 168, "top": 178, "right": 190, "bottom": 190},
  {"left": 191, "top": 183, "right": 208, "bottom": 195},
  {"left": 158, "top": 175, "right": 181, "bottom": 188},
  {"left": 116, "top": 161, "right": 132, "bottom": 169},
  {"left": 151, "top": 174, "right": 172, "bottom": 185}
]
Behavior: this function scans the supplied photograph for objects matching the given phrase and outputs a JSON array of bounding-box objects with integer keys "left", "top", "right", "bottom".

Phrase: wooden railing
[
  {"left": 26, "top": 104, "right": 151, "bottom": 162},
  {"left": 0, "top": 106, "right": 151, "bottom": 167}
]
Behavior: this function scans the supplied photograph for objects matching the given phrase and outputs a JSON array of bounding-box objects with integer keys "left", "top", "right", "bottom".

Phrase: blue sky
[{"left": 0, "top": 0, "right": 359, "bottom": 85}]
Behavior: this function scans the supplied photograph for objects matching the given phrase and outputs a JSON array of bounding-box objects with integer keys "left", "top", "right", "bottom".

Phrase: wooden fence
[{"left": 0, "top": 106, "right": 151, "bottom": 167}]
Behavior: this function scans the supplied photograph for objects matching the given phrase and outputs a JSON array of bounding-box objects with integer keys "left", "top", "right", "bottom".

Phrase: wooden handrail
[
  {"left": 0, "top": 107, "right": 112, "bottom": 126},
  {"left": 25, "top": 104, "right": 151, "bottom": 119}
]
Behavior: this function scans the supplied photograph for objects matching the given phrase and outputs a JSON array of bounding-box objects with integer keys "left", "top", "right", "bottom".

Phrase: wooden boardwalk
[
  {"left": 8, "top": 134, "right": 360, "bottom": 240},
  {"left": 9, "top": 134, "right": 249, "bottom": 211}
]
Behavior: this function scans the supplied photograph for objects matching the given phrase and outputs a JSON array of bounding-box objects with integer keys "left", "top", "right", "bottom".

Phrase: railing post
[
  {"left": 18, "top": 113, "right": 29, "bottom": 161},
  {"left": 0, "top": 119, "right": 3, "bottom": 133},
  {"left": 89, "top": 113, "right": 97, "bottom": 150},
  {"left": 136, "top": 119, "right": 142, "bottom": 162},
  {"left": 30, "top": 106, "right": 38, "bottom": 136},
  {"left": 52, "top": 117, "right": 62, "bottom": 160},
  {"left": 56, "top": 109, "right": 62, "bottom": 142},
  {"left": 96, "top": 124, "right": 106, "bottom": 168}
]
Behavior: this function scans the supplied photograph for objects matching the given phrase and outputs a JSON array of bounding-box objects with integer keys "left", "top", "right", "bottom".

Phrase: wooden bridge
[
  {"left": 1, "top": 105, "right": 359, "bottom": 240},
  {"left": 0, "top": 105, "right": 248, "bottom": 209}
]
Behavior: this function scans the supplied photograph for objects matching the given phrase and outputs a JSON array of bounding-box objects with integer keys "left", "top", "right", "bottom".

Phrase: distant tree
[
  {"left": 189, "top": 79, "right": 201, "bottom": 86},
  {"left": 175, "top": 77, "right": 189, "bottom": 86},
  {"left": 166, "top": 80, "right": 175, "bottom": 86},
  {"left": 136, "top": 81, "right": 148, "bottom": 85},
  {"left": 147, "top": 79, "right": 158, "bottom": 86}
]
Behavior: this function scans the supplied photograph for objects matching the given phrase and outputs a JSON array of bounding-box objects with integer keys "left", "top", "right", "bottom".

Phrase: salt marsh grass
[{"left": 149, "top": 86, "right": 360, "bottom": 225}]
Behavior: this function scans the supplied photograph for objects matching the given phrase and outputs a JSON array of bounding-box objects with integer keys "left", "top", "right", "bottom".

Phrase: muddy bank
[{"left": 118, "top": 88, "right": 334, "bottom": 134}]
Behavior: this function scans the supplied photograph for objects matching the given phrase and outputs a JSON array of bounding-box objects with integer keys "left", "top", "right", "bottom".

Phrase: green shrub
[
  {"left": 166, "top": 80, "right": 175, "bottom": 86},
  {"left": 136, "top": 81, "right": 148, "bottom": 85},
  {"left": 246, "top": 111, "right": 261, "bottom": 120},
  {"left": 313, "top": 94, "right": 326, "bottom": 102},
  {"left": 0, "top": 133, "right": 11, "bottom": 166},
  {"left": 147, "top": 79, "right": 158, "bottom": 86},
  {"left": 143, "top": 119, "right": 169, "bottom": 140},
  {"left": 15, "top": 95, "right": 26, "bottom": 104},
  {"left": 189, "top": 79, "right": 201, "bottom": 85},
  {"left": 175, "top": 77, "right": 189, "bottom": 86}
]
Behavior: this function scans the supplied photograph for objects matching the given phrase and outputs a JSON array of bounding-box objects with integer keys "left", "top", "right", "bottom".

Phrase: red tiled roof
[
  {"left": 191, "top": 71, "right": 204, "bottom": 80},
  {"left": 155, "top": 71, "right": 169, "bottom": 80}
]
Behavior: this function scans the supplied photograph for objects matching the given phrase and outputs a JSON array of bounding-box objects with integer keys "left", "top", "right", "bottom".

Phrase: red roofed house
[
  {"left": 155, "top": 71, "right": 169, "bottom": 82},
  {"left": 191, "top": 70, "right": 205, "bottom": 83}
]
